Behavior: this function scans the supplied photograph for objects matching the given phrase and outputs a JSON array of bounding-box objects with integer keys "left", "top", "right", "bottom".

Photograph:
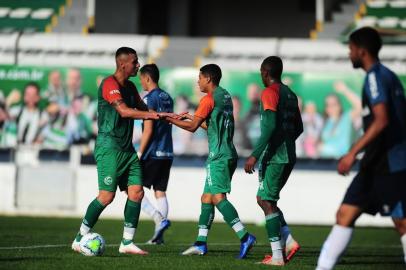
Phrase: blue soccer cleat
[
  {"left": 237, "top": 234, "right": 256, "bottom": 259},
  {"left": 181, "top": 243, "right": 208, "bottom": 256},
  {"left": 148, "top": 219, "right": 171, "bottom": 244}
]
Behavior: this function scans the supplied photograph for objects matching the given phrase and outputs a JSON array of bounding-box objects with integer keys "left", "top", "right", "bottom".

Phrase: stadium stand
[
  {"left": 356, "top": 0, "right": 406, "bottom": 30},
  {"left": 7, "top": 33, "right": 167, "bottom": 68},
  {"left": 0, "top": 33, "right": 18, "bottom": 64},
  {"left": 199, "top": 36, "right": 406, "bottom": 73},
  {"left": 0, "top": 0, "right": 67, "bottom": 33},
  {"left": 339, "top": 0, "right": 406, "bottom": 43}
]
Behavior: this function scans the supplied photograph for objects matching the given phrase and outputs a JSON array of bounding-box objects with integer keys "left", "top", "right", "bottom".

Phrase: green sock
[
  {"left": 82, "top": 198, "right": 105, "bottom": 230},
  {"left": 216, "top": 199, "right": 248, "bottom": 240},
  {"left": 265, "top": 212, "right": 281, "bottom": 242},
  {"left": 196, "top": 203, "right": 215, "bottom": 242},
  {"left": 122, "top": 199, "right": 141, "bottom": 244}
]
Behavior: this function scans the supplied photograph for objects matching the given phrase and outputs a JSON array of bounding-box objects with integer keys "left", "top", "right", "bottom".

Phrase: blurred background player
[
  {"left": 316, "top": 27, "right": 406, "bottom": 270},
  {"left": 244, "top": 56, "right": 303, "bottom": 266},
  {"left": 138, "top": 63, "right": 173, "bottom": 244},
  {"left": 163, "top": 64, "right": 256, "bottom": 258},
  {"left": 71, "top": 47, "right": 159, "bottom": 256}
]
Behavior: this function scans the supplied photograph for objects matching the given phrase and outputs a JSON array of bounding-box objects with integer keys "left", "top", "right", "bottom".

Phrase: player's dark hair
[
  {"left": 24, "top": 82, "right": 40, "bottom": 94},
  {"left": 140, "top": 64, "right": 160, "bottom": 83},
  {"left": 200, "top": 64, "right": 222, "bottom": 86},
  {"left": 115, "top": 47, "right": 137, "bottom": 59},
  {"left": 349, "top": 27, "right": 382, "bottom": 58},
  {"left": 262, "top": 56, "right": 283, "bottom": 81}
]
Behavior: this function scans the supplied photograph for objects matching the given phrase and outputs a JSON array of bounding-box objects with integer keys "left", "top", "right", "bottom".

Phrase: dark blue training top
[
  {"left": 141, "top": 88, "right": 174, "bottom": 160},
  {"left": 361, "top": 62, "right": 406, "bottom": 173}
]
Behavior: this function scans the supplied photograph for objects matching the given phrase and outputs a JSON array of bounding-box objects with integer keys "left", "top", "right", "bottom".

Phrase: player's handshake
[{"left": 158, "top": 112, "right": 189, "bottom": 120}]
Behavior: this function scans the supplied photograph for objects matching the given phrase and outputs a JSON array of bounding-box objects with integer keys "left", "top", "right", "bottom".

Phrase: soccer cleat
[
  {"left": 237, "top": 234, "right": 256, "bottom": 259},
  {"left": 119, "top": 242, "right": 148, "bottom": 255},
  {"left": 260, "top": 240, "right": 301, "bottom": 263},
  {"left": 285, "top": 240, "right": 301, "bottom": 261},
  {"left": 72, "top": 232, "right": 84, "bottom": 253},
  {"left": 181, "top": 244, "right": 208, "bottom": 256},
  {"left": 261, "top": 254, "right": 286, "bottom": 266},
  {"left": 71, "top": 239, "right": 81, "bottom": 253},
  {"left": 146, "top": 235, "right": 164, "bottom": 245},
  {"left": 149, "top": 219, "right": 171, "bottom": 243}
]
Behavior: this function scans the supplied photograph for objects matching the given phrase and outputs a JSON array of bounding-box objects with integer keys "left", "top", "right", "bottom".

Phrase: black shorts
[
  {"left": 342, "top": 170, "right": 406, "bottom": 218},
  {"left": 141, "top": 159, "right": 173, "bottom": 191}
]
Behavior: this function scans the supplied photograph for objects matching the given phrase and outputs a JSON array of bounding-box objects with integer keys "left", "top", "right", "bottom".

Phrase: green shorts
[
  {"left": 95, "top": 148, "right": 142, "bottom": 192},
  {"left": 257, "top": 162, "right": 294, "bottom": 202},
  {"left": 203, "top": 159, "right": 237, "bottom": 194}
]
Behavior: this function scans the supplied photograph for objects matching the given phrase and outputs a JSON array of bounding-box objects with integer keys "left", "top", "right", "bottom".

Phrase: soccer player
[
  {"left": 71, "top": 47, "right": 159, "bottom": 255},
  {"left": 138, "top": 64, "right": 173, "bottom": 244},
  {"left": 163, "top": 64, "right": 256, "bottom": 258},
  {"left": 244, "top": 56, "right": 303, "bottom": 266},
  {"left": 316, "top": 27, "right": 406, "bottom": 270}
]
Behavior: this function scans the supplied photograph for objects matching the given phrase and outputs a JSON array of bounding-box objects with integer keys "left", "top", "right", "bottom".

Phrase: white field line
[
  {"left": 0, "top": 243, "right": 245, "bottom": 250},
  {"left": 0, "top": 243, "right": 401, "bottom": 250}
]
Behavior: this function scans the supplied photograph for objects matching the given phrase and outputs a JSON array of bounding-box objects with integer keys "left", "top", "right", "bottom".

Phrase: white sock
[
  {"left": 316, "top": 225, "right": 353, "bottom": 270},
  {"left": 231, "top": 221, "right": 246, "bottom": 234},
  {"left": 281, "top": 225, "right": 294, "bottom": 247},
  {"left": 80, "top": 223, "right": 91, "bottom": 236},
  {"left": 271, "top": 240, "right": 284, "bottom": 260},
  {"left": 401, "top": 234, "right": 406, "bottom": 264},
  {"left": 141, "top": 196, "right": 163, "bottom": 225},
  {"left": 156, "top": 196, "right": 169, "bottom": 219},
  {"left": 198, "top": 228, "right": 209, "bottom": 238},
  {"left": 123, "top": 227, "right": 135, "bottom": 242}
]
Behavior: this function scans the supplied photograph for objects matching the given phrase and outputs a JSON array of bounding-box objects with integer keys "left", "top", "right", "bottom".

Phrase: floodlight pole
[{"left": 316, "top": 0, "right": 325, "bottom": 32}]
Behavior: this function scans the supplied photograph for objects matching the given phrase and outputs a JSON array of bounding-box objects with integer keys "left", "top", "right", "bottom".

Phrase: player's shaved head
[
  {"left": 261, "top": 56, "right": 283, "bottom": 82},
  {"left": 115, "top": 47, "right": 137, "bottom": 66},
  {"left": 115, "top": 47, "right": 137, "bottom": 59}
]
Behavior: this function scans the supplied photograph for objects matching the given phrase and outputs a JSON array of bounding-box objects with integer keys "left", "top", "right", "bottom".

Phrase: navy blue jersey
[
  {"left": 361, "top": 63, "right": 406, "bottom": 173},
  {"left": 141, "top": 88, "right": 174, "bottom": 160}
]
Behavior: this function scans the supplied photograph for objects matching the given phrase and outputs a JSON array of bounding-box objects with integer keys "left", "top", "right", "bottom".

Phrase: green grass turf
[{"left": 0, "top": 216, "right": 404, "bottom": 270}]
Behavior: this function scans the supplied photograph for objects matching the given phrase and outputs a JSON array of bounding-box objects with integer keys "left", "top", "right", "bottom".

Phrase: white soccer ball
[{"left": 79, "top": 232, "right": 105, "bottom": 256}]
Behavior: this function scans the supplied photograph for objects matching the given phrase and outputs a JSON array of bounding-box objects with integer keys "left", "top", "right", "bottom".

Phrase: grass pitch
[{"left": 0, "top": 216, "right": 404, "bottom": 270}]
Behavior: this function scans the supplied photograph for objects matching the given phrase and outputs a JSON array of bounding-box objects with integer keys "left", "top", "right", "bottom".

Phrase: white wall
[
  {"left": 0, "top": 164, "right": 394, "bottom": 226},
  {"left": 0, "top": 164, "right": 16, "bottom": 213}
]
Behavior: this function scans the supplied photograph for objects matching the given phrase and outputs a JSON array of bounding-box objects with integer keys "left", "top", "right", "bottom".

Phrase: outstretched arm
[
  {"left": 178, "top": 112, "right": 208, "bottom": 130},
  {"left": 112, "top": 100, "right": 159, "bottom": 120},
  {"left": 165, "top": 114, "right": 206, "bottom": 133}
]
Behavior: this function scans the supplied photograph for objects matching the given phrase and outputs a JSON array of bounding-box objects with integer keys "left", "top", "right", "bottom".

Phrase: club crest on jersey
[
  {"left": 159, "top": 92, "right": 169, "bottom": 100},
  {"left": 104, "top": 176, "right": 113, "bottom": 185},
  {"left": 109, "top": 89, "right": 120, "bottom": 95}
]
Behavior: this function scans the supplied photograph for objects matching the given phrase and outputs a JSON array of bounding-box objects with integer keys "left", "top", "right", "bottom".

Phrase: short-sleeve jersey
[
  {"left": 141, "top": 88, "right": 174, "bottom": 160},
  {"left": 260, "top": 83, "right": 301, "bottom": 163},
  {"left": 195, "top": 86, "right": 238, "bottom": 162},
  {"left": 96, "top": 75, "right": 145, "bottom": 152},
  {"left": 361, "top": 63, "right": 406, "bottom": 173}
]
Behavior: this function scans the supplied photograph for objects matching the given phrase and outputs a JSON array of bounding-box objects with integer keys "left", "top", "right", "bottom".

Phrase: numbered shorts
[
  {"left": 257, "top": 162, "right": 294, "bottom": 202},
  {"left": 203, "top": 159, "right": 237, "bottom": 194},
  {"left": 141, "top": 158, "right": 173, "bottom": 192},
  {"left": 342, "top": 170, "right": 406, "bottom": 218},
  {"left": 95, "top": 148, "right": 142, "bottom": 192}
]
